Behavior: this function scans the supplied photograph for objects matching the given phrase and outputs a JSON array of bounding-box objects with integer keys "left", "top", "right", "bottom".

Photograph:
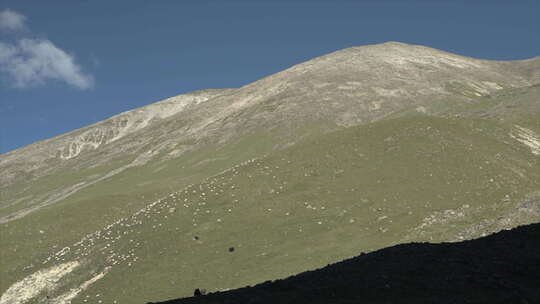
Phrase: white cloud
[
  {"left": 0, "top": 9, "right": 27, "bottom": 32},
  {"left": 0, "top": 9, "right": 94, "bottom": 89},
  {"left": 0, "top": 39, "right": 94, "bottom": 89}
]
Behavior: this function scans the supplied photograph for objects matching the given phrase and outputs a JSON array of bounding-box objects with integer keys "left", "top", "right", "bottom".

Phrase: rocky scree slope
[{"left": 0, "top": 89, "right": 235, "bottom": 223}]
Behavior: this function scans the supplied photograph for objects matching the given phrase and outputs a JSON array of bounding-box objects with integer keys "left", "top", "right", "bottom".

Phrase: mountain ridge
[{"left": 2, "top": 41, "right": 539, "bottom": 157}]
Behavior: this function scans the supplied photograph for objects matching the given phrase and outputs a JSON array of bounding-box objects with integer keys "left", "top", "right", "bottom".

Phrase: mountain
[
  {"left": 1, "top": 42, "right": 539, "bottom": 304},
  {"left": 149, "top": 222, "right": 540, "bottom": 304}
]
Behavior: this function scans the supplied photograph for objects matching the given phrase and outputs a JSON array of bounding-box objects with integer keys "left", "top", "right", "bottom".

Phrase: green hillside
[{"left": 3, "top": 114, "right": 537, "bottom": 304}]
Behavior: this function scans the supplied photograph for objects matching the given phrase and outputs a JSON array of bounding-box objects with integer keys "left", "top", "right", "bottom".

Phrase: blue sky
[{"left": 1, "top": 0, "right": 539, "bottom": 153}]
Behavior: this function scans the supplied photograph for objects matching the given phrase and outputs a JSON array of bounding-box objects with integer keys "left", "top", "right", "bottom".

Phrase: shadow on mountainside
[{"left": 148, "top": 223, "right": 540, "bottom": 304}]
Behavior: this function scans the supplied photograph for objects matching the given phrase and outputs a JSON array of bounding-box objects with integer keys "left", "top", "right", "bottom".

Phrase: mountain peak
[{"left": 356, "top": 40, "right": 417, "bottom": 49}]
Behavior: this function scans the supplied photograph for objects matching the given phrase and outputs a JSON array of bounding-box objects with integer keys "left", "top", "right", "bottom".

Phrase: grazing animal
[
  {"left": 229, "top": 247, "right": 235, "bottom": 252},
  {"left": 194, "top": 288, "right": 207, "bottom": 296}
]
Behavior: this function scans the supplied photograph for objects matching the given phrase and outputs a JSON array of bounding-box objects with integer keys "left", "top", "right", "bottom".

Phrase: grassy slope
[
  {"left": 387, "top": 84, "right": 540, "bottom": 132},
  {"left": 17, "top": 115, "right": 537, "bottom": 304},
  {"left": 0, "top": 121, "right": 334, "bottom": 295},
  {"left": 2, "top": 82, "right": 539, "bottom": 302},
  {"left": 445, "top": 84, "right": 540, "bottom": 126}
]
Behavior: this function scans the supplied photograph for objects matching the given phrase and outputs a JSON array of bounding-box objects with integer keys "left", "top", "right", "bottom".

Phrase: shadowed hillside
[{"left": 150, "top": 222, "right": 540, "bottom": 304}]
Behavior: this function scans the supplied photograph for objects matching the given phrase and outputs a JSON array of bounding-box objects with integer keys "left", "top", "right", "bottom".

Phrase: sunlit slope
[
  {"left": 0, "top": 89, "right": 237, "bottom": 224},
  {"left": 2, "top": 43, "right": 538, "bottom": 226},
  {"left": 0, "top": 122, "right": 324, "bottom": 296},
  {"left": 2, "top": 44, "right": 538, "bottom": 284},
  {"left": 438, "top": 83, "right": 540, "bottom": 130},
  {"left": 4, "top": 115, "right": 537, "bottom": 304}
]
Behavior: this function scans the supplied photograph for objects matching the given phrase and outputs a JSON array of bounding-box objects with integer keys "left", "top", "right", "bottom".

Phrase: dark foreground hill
[{"left": 150, "top": 222, "right": 540, "bottom": 304}]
